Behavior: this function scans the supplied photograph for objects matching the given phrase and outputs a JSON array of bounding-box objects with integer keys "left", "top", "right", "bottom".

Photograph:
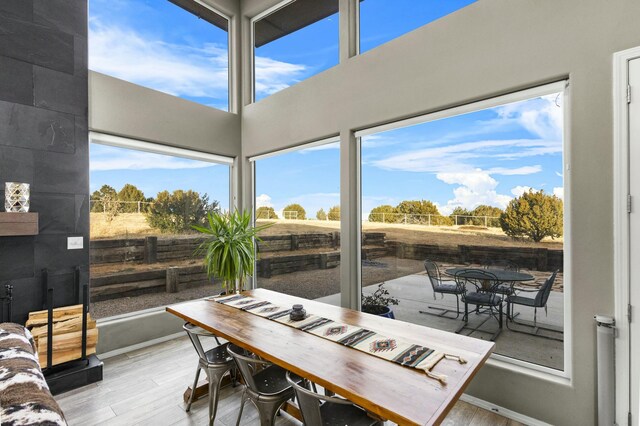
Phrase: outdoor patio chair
[
  {"left": 419, "top": 259, "right": 466, "bottom": 319},
  {"left": 455, "top": 269, "right": 503, "bottom": 341},
  {"left": 227, "top": 343, "right": 304, "bottom": 426},
  {"left": 183, "top": 322, "right": 236, "bottom": 426},
  {"left": 285, "top": 371, "right": 384, "bottom": 426},
  {"left": 483, "top": 259, "right": 519, "bottom": 296},
  {"left": 506, "top": 271, "right": 562, "bottom": 341}
]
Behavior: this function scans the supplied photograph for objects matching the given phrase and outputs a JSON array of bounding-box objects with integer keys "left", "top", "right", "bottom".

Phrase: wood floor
[{"left": 55, "top": 336, "right": 525, "bottom": 426}]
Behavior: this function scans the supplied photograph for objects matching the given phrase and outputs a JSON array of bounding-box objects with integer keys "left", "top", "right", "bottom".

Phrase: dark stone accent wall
[{"left": 0, "top": 0, "right": 89, "bottom": 323}]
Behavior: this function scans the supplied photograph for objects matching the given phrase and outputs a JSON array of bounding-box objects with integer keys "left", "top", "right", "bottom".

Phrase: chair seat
[
  {"left": 319, "top": 402, "right": 380, "bottom": 426},
  {"left": 203, "top": 343, "right": 234, "bottom": 365},
  {"left": 434, "top": 283, "right": 462, "bottom": 294},
  {"left": 507, "top": 295, "right": 537, "bottom": 307},
  {"left": 495, "top": 284, "right": 514, "bottom": 295},
  {"left": 252, "top": 364, "right": 301, "bottom": 395},
  {"left": 464, "top": 292, "right": 502, "bottom": 306}
]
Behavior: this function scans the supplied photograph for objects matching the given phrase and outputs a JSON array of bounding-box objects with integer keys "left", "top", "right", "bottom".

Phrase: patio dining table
[
  {"left": 444, "top": 267, "right": 534, "bottom": 286},
  {"left": 167, "top": 288, "right": 494, "bottom": 425}
]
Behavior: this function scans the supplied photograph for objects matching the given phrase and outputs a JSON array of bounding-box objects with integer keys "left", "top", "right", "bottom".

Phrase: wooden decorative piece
[{"left": 0, "top": 212, "right": 38, "bottom": 236}]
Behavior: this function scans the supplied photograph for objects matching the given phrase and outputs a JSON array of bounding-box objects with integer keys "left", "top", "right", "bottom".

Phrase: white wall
[{"left": 239, "top": 0, "right": 640, "bottom": 424}]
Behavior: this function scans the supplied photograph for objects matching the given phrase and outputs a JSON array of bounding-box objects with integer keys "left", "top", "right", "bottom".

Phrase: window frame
[{"left": 355, "top": 81, "right": 572, "bottom": 381}]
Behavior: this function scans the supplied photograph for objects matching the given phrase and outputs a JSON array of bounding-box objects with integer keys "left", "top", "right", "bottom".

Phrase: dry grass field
[{"left": 91, "top": 212, "right": 562, "bottom": 250}]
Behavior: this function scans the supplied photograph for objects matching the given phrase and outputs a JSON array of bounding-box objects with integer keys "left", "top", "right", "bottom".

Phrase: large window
[
  {"left": 359, "top": 0, "right": 477, "bottom": 53},
  {"left": 89, "top": 0, "right": 230, "bottom": 111},
  {"left": 253, "top": 0, "right": 339, "bottom": 102},
  {"left": 359, "top": 83, "right": 567, "bottom": 371},
  {"left": 252, "top": 140, "right": 341, "bottom": 305},
  {"left": 89, "top": 134, "right": 232, "bottom": 319}
]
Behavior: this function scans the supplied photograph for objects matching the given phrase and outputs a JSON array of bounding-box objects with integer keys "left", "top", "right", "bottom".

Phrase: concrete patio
[{"left": 316, "top": 271, "right": 564, "bottom": 371}]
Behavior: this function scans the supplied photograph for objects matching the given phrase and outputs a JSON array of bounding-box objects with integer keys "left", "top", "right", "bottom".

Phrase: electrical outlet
[{"left": 67, "top": 236, "right": 83, "bottom": 250}]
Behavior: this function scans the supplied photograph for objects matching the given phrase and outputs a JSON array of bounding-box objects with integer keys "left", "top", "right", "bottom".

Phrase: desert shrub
[
  {"left": 500, "top": 190, "right": 563, "bottom": 242},
  {"left": 327, "top": 205, "right": 340, "bottom": 221},
  {"left": 472, "top": 205, "right": 503, "bottom": 227},
  {"left": 316, "top": 208, "right": 327, "bottom": 220},
  {"left": 146, "top": 190, "right": 219, "bottom": 233},
  {"left": 368, "top": 205, "right": 399, "bottom": 223},
  {"left": 91, "top": 185, "right": 117, "bottom": 213},
  {"left": 282, "top": 203, "right": 306, "bottom": 220},
  {"left": 256, "top": 206, "right": 278, "bottom": 219},
  {"left": 118, "top": 184, "right": 146, "bottom": 213},
  {"left": 396, "top": 200, "right": 451, "bottom": 225}
]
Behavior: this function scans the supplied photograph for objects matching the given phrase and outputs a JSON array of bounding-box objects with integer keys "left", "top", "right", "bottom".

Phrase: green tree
[
  {"left": 282, "top": 203, "right": 306, "bottom": 220},
  {"left": 472, "top": 205, "right": 503, "bottom": 227},
  {"left": 118, "top": 184, "right": 146, "bottom": 213},
  {"left": 500, "top": 190, "right": 563, "bottom": 242},
  {"left": 90, "top": 185, "right": 117, "bottom": 213},
  {"left": 450, "top": 207, "right": 472, "bottom": 225},
  {"left": 327, "top": 205, "right": 340, "bottom": 221},
  {"left": 368, "top": 205, "right": 399, "bottom": 223},
  {"left": 256, "top": 206, "right": 278, "bottom": 219},
  {"left": 316, "top": 208, "right": 327, "bottom": 220},
  {"left": 146, "top": 190, "right": 220, "bottom": 233},
  {"left": 396, "top": 200, "right": 452, "bottom": 225}
]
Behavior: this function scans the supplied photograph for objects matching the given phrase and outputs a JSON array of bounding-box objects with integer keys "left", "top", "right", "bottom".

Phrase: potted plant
[
  {"left": 361, "top": 283, "right": 399, "bottom": 319},
  {"left": 193, "top": 210, "right": 271, "bottom": 294}
]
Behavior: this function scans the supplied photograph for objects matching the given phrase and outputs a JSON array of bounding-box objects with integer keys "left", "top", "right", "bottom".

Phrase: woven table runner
[{"left": 212, "top": 294, "right": 466, "bottom": 384}]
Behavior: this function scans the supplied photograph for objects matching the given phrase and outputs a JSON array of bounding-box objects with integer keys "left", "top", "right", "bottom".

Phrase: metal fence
[
  {"left": 90, "top": 200, "right": 153, "bottom": 213},
  {"left": 366, "top": 212, "right": 501, "bottom": 227}
]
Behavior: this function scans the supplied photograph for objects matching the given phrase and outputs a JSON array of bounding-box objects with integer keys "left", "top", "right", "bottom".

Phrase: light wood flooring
[{"left": 55, "top": 336, "right": 525, "bottom": 426}]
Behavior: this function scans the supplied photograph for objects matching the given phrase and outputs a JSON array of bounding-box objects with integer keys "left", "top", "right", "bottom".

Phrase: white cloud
[
  {"left": 89, "top": 20, "right": 306, "bottom": 103},
  {"left": 487, "top": 165, "right": 542, "bottom": 175},
  {"left": 511, "top": 186, "right": 534, "bottom": 197},
  {"left": 436, "top": 170, "right": 512, "bottom": 214},
  {"left": 553, "top": 187, "right": 564, "bottom": 200},
  {"left": 256, "top": 194, "right": 273, "bottom": 208},
  {"left": 496, "top": 93, "right": 563, "bottom": 141},
  {"left": 90, "top": 150, "right": 216, "bottom": 171}
]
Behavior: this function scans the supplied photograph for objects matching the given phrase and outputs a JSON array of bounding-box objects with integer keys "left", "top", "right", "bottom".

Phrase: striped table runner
[{"left": 212, "top": 294, "right": 466, "bottom": 384}]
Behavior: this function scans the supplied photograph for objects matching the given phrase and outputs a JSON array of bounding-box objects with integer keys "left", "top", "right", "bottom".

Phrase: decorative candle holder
[
  {"left": 5, "top": 182, "right": 30, "bottom": 213},
  {"left": 290, "top": 304, "right": 306, "bottom": 321}
]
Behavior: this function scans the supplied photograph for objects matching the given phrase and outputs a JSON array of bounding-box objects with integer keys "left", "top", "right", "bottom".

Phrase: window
[
  {"left": 359, "top": 0, "right": 477, "bottom": 54},
  {"left": 88, "top": 133, "right": 232, "bottom": 319},
  {"left": 89, "top": 0, "right": 230, "bottom": 111},
  {"left": 253, "top": 0, "right": 339, "bottom": 102},
  {"left": 358, "top": 83, "right": 567, "bottom": 371},
  {"left": 251, "top": 139, "right": 341, "bottom": 305}
]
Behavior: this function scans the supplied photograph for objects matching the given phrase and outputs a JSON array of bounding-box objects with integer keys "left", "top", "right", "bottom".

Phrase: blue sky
[{"left": 88, "top": 0, "right": 562, "bottom": 218}]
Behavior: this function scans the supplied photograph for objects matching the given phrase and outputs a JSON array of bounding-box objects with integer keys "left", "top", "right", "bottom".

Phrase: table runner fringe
[
  {"left": 444, "top": 354, "right": 467, "bottom": 364},
  {"left": 425, "top": 370, "right": 449, "bottom": 385}
]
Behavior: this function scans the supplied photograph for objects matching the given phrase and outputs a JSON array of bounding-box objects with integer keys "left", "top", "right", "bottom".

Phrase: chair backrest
[
  {"left": 226, "top": 343, "right": 271, "bottom": 393},
  {"left": 424, "top": 260, "right": 442, "bottom": 290},
  {"left": 534, "top": 270, "right": 558, "bottom": 307},
  {"left": 484, "top": 259, "right": 519, "bottom": 272},
  {"left": 183, "top": 323, "right": 210, "bottom": 362},
  {"left": 455, "top": 269, "right": 500, "bottom": 293},
  {"left": 285, "top": 371, "right": 355, "bottom": 426}
]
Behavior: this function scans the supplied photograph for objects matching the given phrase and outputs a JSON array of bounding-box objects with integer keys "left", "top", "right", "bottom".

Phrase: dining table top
[
  {"left": 166, "top": 288, "right": 494, "bottom": 426},
  {"left": 444, "top": 267, "right": 535, "bottom": 282}
]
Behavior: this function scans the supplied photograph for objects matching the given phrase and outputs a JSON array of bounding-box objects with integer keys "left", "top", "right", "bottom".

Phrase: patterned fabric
[
  {"left": 0, "top": 323, "right": 67, "bottom": 426},
  {"left": 212, "top": 294, "right": 467, "bottom": 384}
]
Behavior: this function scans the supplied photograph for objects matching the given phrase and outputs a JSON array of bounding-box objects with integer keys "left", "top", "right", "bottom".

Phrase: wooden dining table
[{"left": 167, "top": 288, "right": 494, "bottom": 426}]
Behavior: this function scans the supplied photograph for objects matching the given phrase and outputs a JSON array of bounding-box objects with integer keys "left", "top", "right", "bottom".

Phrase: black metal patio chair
[
  {"left": 506, "top": 270, "right": 562, "bottom": 341},
  {"left": 454, "top": 269, "right": 503, "bottom": 341},
  {"left": 483, "top": 259, "right": 520, "bottom": 297},
  {"left": 419, "top": 260, "right": 466, "bottom": 319}
]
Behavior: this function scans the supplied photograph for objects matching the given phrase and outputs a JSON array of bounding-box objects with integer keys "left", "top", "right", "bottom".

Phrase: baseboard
[
  {"left": 97, "top": 331, "right": 185, "bottom": 360},
  {"left": 461, "top": 394, "right": 553, "bottom": 426}
]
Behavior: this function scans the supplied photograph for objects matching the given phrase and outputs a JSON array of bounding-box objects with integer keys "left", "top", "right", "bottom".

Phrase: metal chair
[
  {"left": 227, "top": 343, "right": 303, "bottom": 426},
  {"left": 506, "top": 271, "right": 562, "bottom": 341},
  {"left": 285, "top": 371, "right": 384, "bottom": 426},
  {"left": 455, "top": 269, "right": 503, "bottom": 341},
  {"left": 483, "top": 259, "right": 519, "bottom": 297},
  {"left": 183, "top": 323, "right": 235, "bottom": 425},
  {"left": 419, "top": 260, "right": 466, "bottom": 319}
]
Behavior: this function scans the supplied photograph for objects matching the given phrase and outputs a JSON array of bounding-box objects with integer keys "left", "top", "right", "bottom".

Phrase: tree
[
  {"left": 368, "top": 205, "right": 399, "bottom": 223},
  {"left": 256, "top": 206, "right": 278, "bottom": 219},
  {"left": 282, "top": 203, "right": 306, "bottom": 220},
  {"left": 449, "top": 207, "right": 472, "bottom": 225},
  {"left": 118, "top": 184, "right": 146, "bottom": 213},
  {"left": 472, "top": 205, "right": 503, "bottom": 227},
  {"left": 316, "top": 208, "right": 327, "bottom": 220},
  {"left": 90, "top": 185, "right": 117, "bottom": 213},
  {"left": 327, "top": 205, "right": 340, "bottom": 221},
  {"left": 500, "top": 190, "right": 563, "bottom": 242},
  {"left": 395, "top": 200, "right": 452, "bottom": 225},
  {"left": 146, "top": 190, "right": 220, "bottom": 233}
]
